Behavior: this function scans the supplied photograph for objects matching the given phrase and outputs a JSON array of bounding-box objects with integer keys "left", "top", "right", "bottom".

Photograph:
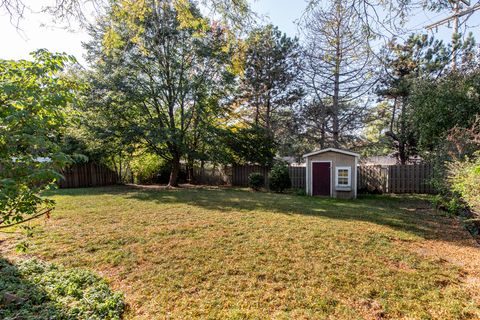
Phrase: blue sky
[
  {"left": 1, "top": 0, "right": 479, "bottom": 65},
  {"left": 250, "top": 0, "right": 305, "bottom": 36}
]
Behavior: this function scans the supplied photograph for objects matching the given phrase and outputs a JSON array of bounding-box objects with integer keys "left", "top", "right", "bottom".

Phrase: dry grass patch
[{"left": 2, "top": 186, "right": 480, "bottom": 319}]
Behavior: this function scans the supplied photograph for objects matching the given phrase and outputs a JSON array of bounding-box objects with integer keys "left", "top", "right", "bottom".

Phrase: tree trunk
[
  {"left": 332, "top": 9, "right": 341, "bottom": 149},
  {"left": 200, "top": 159, "right": 205, "bottom": 182},
  {"left": 398, "top": 97, "right": 408, "bottom": 165},
  {"left": 168, "top": 154, "right": 181, "bottom": 187},
  {"left": 320, "top": 122, "right": 326, "bottom": 149},
  {"left": 186, "top": 156, "right": 195, "bottom": 184}
]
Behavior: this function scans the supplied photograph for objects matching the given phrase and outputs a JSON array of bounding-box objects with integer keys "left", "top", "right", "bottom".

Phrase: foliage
[
  {"left": 130, "top": 153, "right": 187, "bottom": 184},
  {"left": 248, "top": 172, "right": 264, "bottom": 191},
  {"left": 294, "top": 188, "right": 307, "bottom": 196},
  {"left": 268, "top": 162, "right": 291, "bottom": 193},
  {"left": 238, "top": 25, "right": 302, "bottom": 150},
  {"left": 1, "top": 0, "right": 254, "bottom": 34},
  {"left": 410, "top": 71, "right": 480, "bottom": 154},
  {"left": 130, "top": 153, "right": 164, "bottom": 184},
  {"left": 84, "top": 0, "right": 234, "bottom": 187},
  {"left": 448, "top": 154, "right": 480, "bottom": 212},
  {"left": 430, "top": 194, "right": 444, "bottom": 210},
  {"left": 361, "top": 102, "right": 395, "bottom": 157},
  {"left": 298, "top": 0, "right": 374, "bottom": 149},
  {"left": 223, "top": 125, "right": 277, "bottom": 167},
  {"left": 375, "top": 34, "right": 449, "bottom": 163},
  {"left": 61, "top": 97, "right": 137, "bottom": 181},
  {"left": 425, "top": 113, "right": 480, "bottom": 197},
  {"left": 0, "top": 258, "right": 124, "bottom": 320},
  {"left": 0, "top": 50, "right": 79, "bottom": 228}
]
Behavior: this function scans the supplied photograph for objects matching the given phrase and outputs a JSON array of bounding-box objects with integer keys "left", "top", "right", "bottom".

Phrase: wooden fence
[
  {"left": 288, "top": 167, "right": 306, "bottom": 189},
  {"left": 57, "top": 162, "right": 435, "bottom": 193},
  {"left": 232, "top": 163, "right": 436, "bottom": 194},
  {"left": 58, "top": 162, "right": 118, "bottom": 188},
  {"left": 192, "top": 165, "right": 231, "bottom": 185},
  {"left": 388, "top": 163, "right": 435, "bottom": 194},
  {"left": 232, "top": 165, "right": 271, "bottom": 187},
  {"left": 358, "top": 165, "right": 388, "bottom": 193}
]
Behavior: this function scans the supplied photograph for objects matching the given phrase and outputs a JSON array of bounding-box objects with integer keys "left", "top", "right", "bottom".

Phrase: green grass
[{"left": 3, "top": 186, "right": 480, "bottom": 319}]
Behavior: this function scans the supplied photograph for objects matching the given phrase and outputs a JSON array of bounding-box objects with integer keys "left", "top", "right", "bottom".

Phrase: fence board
[
  {"left": 384, "top": 164, "right": 435, "bottom": 194},
  {"left": 59, "top": 162, "right": 118, "bottom": 188},
  {"left": 192, "top": 165, "right": 230, "bottom": 185},
  {"left": 358, "top": 165, "right": 388, "bottom": 193}
]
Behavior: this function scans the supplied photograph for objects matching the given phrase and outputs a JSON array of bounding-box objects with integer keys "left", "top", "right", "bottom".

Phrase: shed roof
[{"left": 302, "top": 148, "right": 360, "bottom": 158}]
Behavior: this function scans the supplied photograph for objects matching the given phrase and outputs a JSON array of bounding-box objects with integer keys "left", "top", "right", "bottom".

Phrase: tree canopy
[
  {"left": 0, "top": 50, "right": 80, "bottom": 228},
  {"left": 83, "top": 0, "right": 234, "bottom": 186}
]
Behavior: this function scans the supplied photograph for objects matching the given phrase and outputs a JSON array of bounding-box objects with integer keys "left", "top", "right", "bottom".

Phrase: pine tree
[{"left": 299, "top": 0, "right": 374, "bottom": 148}]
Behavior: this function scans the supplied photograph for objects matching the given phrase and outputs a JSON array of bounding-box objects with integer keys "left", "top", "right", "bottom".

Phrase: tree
[
  {"left": 0, "top": 50, "right": 78, "bottom": 228},
  {"left": 376, "top": 34, "right": 449, "bottom": 163},
  {"left": 1, "top": 0, "right": 253, "bottom": 31},
  {"left": 238, "top": 25, "right": 302, "bottom": 142},
  {"left": 64, "top": 103, "right": 137, "bottom": 181},
  {"left": 299, "top": 0, "right": 375, "bottom": 149},
  {"left": 222, "top": 125, "right": 277, "bottom": 167},
  {"left": 360, "top": 101, "right": 395, "bottom": 157},
  {"left": 410, "top": 69, "right": 480, "bottom": 156},
  {"left": 84, "top": 0, "right": 233, "bottom": 187},
  {"left": 305, "top": 0, "right": 453, "bottom": 40}
]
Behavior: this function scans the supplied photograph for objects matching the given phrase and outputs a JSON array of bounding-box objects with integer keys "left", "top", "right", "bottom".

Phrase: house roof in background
[
  {"left": 361, "top": 155, "right": 424, "bottom": 166},
  {"left": 361, "top": 156, "right": 398, "bottom": 166},
  {"left": 302, "top": 148, "right": 360, "bottom": 158}
]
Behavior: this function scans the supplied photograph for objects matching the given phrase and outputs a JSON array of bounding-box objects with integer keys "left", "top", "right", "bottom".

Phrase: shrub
[
  {"left": 248, "top": 172, "right": 264, "bottom": 191},
  {"left": 0, "top": 258, "right": 124, "bottom": 320},
  {"left": 130, "top": 153, "right": 164, "bottom": 184},
  {"left": 448, "top": 154, "right": 480, "bottom": 212},
  {"left": 430, "top": 194, "right": 444, "bottom": 210},
  {"left": 268, "top": 162, "right": 291, "bottom": 193},
  {"left": 130, "top": 153, "right": 187, "bottom": 184},
  {"left": 294, "top": 188, "right": 307, "bottom": 196},
  {"left": 446, "top": 197, "right": 466, "bottom": 216}
]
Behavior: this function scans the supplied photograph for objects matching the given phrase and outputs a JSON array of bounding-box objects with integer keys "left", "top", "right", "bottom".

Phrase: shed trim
[
  {"left": 335, "top": 166, "right": 352, "bottom": 188},
  {"left": 302, "top": 148, "right": 360, "bottom": 158},
  {"left": 354, "top": 156, "right": 358, "bottom": 198}
]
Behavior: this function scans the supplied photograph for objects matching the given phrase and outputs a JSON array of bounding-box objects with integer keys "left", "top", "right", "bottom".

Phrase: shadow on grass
[
  {"left": 53, "top": 185, "right": 475, "bottom": 248},
  {"left": 0, "top": 257, "right": 66, "bottom": 319}
]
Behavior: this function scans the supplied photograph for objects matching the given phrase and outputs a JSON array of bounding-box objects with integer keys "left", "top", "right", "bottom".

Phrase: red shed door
[{"left": 312, "top": 162, "right": 331, "bottom": 196}]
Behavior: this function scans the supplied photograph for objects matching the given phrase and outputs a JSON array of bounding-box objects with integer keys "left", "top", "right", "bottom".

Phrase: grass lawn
[{"left": 2, "top": 186, "right": 480, "bottom": 319}]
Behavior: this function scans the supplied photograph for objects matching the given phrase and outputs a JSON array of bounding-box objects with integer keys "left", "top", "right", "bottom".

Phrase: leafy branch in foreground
[{"left": 0, "top": 49, "right": 80, "bottom": 229}]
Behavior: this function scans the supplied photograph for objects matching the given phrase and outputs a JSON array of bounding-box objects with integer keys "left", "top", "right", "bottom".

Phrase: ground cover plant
[
  {"left": 1, "top": 186, "right": 480, "bottom": 319},
  {"left": 0, "top": 258, "right": 124, "bottom": 319}
]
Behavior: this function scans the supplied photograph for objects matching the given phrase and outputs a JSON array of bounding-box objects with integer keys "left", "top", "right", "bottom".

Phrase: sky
[{"left": 1, "top": 0, "right": 480, "bottom": 66}]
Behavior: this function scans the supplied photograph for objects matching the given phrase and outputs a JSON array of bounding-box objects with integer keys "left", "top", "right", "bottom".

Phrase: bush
[
  {"left": 248, "top": 172, "right": 264, "bottom": 191},
  {"left": 0, "top": 258, "right": 124, "bottom": 320},
  {"left": 446, "top": 197, "right": 466, "bottom": 215},
  {"left": 130, "top": 153, "right": 164, "bottom": 184},
  {"left": 268, "top": 162, "right": 291, "bottom": 193},
  {"left": 130, "top": 153, "right": 187, "bottom": 184},
  {"left": 294, "top": 188, "right": 306, "bottom": 196},
  {"left": 430, "top": 194, "right": 444, "bottom": 210},
  {"left": 448, "top": 154, "right": 480, "bottom": 212}
]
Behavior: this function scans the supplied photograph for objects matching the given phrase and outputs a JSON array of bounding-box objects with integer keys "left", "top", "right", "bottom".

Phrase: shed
[{"left": 303, "top": 148, "right": 360, "bottom": 199}]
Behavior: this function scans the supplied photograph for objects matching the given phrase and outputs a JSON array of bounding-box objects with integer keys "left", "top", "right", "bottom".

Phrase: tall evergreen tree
[
  {"left": 238, "top": 24, "right": 302, "bottom": 144},
  {"left": 299, "top": 0, "right": 375, "bottom": 149},
  {"left": 376, "top": 34, "right": 449, "bottom": 163}
]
